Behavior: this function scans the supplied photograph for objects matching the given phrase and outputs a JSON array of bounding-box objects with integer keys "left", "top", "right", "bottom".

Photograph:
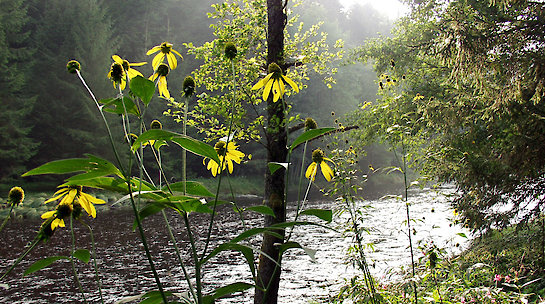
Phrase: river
[{"left": 0, "top": 186, "right": 469, "bottom": 303}]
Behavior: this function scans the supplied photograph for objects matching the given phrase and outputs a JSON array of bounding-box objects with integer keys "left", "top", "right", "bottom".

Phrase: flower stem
[
  {"left": 0, "top": 203, "right": 16, "bottom": 234},
  {"left": 70, "top": 216, "right": 88, "bottom": 304},
  {"left": 81, "top": 221, "right": 104, "bottom": 304},
  {"left": 0, "top": 235, "right": 40, "bottom": 280}
]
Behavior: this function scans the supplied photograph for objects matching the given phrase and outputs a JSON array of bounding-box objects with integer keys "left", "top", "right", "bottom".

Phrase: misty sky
[{"left": 340, "top": 0, "right": 409, "bottom": 20}]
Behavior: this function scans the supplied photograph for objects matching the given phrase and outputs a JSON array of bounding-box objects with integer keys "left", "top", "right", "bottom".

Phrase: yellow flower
[
  {"left": 45, "top": 185, "right": 105, "bottom": 218},
  {"left": 41, "top": 202, "right": 73, "bottom": 231},
  {"left": 112, "top": 55, "right": 146, "bottom": 80},
  {"left": 305, "top": 149, "right": 335, "bottom": 182},
  {"left": 146, "top": 41, "right": 183, "bottom": 70},
  {"left": 108, "top": 62, "right": 126, "bottom": 90},
  {"left": 251, "top": 63, "right": 299, "bottom": 102},
  {"left": 149, "top": 63, "right": 170, "bottom": 99},
  {"left": 204, "top": 141, "right": 245, "bottom": 177}
]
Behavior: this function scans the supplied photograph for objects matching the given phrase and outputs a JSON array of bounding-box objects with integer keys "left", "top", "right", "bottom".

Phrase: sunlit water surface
[{"left": 0, "top": 186, "right": 469, "bottom": 303}]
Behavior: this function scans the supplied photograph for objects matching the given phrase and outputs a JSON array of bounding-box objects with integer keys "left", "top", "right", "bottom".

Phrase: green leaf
[
  {"left": 72, "top": 249, "right": 91, "bottom": 263},
  {"left": 168, "top": 181, "right": 214, "bottom": 197},
  {"left": 229, "top": 227, "right": 283, "bottom": 244},
  {"left": 23, "top": 154, "right": 122, "bottom": 178},
  {"left": 290, "top": 127, "right": 335, "bottom": 151},
  {"left": 24, "top": 256, "right": 68, "bottom": 276},
  {"left": 300, "top": 209, "right": 333, "bottom": 222},
  {"left": 203, "top": 282, "right": 254, "bottom": 304},
  {"left": 245, "top": 205, "right": 275, "bottom": 217},
  {"left": 101, "top": 97, "right": 140, "bottom": 116},
  {"left": 130, "top": 76, "right": 155, "bottom": 106},
  {"left": 132, "top": 130, "right": 220, "bottom": 164},
  {"left": 267, "top": 162, "right": 288, "bottom": 175},
  {"left": 457, "top": 232, "right": 468, "bottom": 238},
  {"left": 133, "top": 203, "right": 167, "bottom": 231},
  {"left": 279, "top": 241, "right": 317, "bottom": 262},
  {"left": 200, "top": 243, "right": 257, "bottom": 278}
]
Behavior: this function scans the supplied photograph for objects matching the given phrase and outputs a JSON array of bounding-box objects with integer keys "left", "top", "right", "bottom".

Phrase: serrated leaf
[
  {"left": 290, "top": 127, "right": 335, "bottom": 151},
  {"left": 300, "top": 209, "right": 333, "bottom": 222},
  {"left": 24, "top": 256, "right": 68, "bottom": 276},
  {"left": 130, "top": 76, "right": 155, "bottom": 106},
  {"left": 72, "top": 249, "right": 91, "bottom": 263},
  {"left": 267, "top": 162, "right": 288, "bottom": 175},
  {"left": 245, "top": 205, "right": 275, "bottom": 217}
]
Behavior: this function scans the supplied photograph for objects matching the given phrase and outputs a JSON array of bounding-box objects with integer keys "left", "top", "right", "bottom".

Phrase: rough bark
[{"left": 254, "top": 1, "right": 287, "bottom": 303}]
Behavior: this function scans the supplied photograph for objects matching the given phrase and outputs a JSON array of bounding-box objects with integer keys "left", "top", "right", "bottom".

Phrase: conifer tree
[
  {"left": 28, "top": 0, "right": 117, "bottom": 167},
  {"left": 0, "top": 0, "right": 38, "bottom": 184}
]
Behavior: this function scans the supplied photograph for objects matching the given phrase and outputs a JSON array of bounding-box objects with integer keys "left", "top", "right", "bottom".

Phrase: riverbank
[{"left": 335, "top": 216, "right": 545, "bottom": 303}]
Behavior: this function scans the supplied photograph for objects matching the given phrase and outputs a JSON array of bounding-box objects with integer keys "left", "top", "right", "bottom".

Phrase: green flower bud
[
  {"left": 66, "top": 60, "right": 81, "bottom": 74},
  {"left": 183, "top": 76, "right": 196, "bottom": 97},
  {"left": 312, "top": 148, "right": 325, "bottom": 163},
  {"left": 224, "top": 42, "right": 237, "bottom": 60},
  {"left": 304, "top": 117, "right": 317, "bottom": 131},
  {"left": 8, "top": 186, "right": 24, "bottom": 205},
  {"left": 72, "top": 202, "right": 83, "bottom": 219},
  {"left": 150, "top": 119, "right": 162, "bottom": 129}
]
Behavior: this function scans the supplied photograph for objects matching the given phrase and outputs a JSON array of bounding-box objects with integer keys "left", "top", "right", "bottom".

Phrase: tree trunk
[{"left": 255, "top": 1, "right": 287, "bottom": 303}]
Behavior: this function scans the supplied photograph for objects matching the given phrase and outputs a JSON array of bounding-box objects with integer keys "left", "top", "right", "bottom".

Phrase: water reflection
[{"left": 0, "top": 187, "right": 467, "bottom": 303}]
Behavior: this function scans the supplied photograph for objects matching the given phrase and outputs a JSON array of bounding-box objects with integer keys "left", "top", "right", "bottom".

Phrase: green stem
[
  {"left": 182, "top": 95, "right": 189, "bottom": 194},
  {"left": 0, "top": 203, "right": 16, "bottom": 234},
  {"left": 162, "top": 210, "right": 198, "bottom": 303},
  {"left": 201, "top": 59, "right": 237, "bottom": 259},
  {"left": 76, "top": 70, "right": 126, "bottom": 176},
  {"left": 227, "top": 175, "right": 246, "bottom": 228},
  {"left": 70, "top": 216, "right": 88, "bottom": 304},
  {"left": 81, "top": 221, "right": 104, "bottom": 304},
  {"left": 184, "top": 213, "right": 202, "bottom": 304},
  {"left": 0, "top": 235, "right": 40, "bottom": 280}
]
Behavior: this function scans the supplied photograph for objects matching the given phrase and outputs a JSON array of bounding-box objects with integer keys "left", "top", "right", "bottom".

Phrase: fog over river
[{"left": 0, "top": 186, "right": 469, "bottom": 303}]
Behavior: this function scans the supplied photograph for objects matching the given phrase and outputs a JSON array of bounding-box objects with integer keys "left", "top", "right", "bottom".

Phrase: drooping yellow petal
[
  {"left": 146, "top": 45, "right": 161, "bottom": 55},
  {"left": 158, "top": 76, "right": 170, "bottom": 99},
  {"left": 41, "top": 210, "right": 56, "bottom": 219},
  {"left": 166, "top": 52, "right": 177, "bottom": 70},
  {"left": 127, "top": 68, "right": 143, "bottom": 79},
  {"left": 129, "top": 61, "right": 147, "bottom": 67},
  {"left": 152, "top": 53, "right": 165, "bottom": 70},
  {"left": 59, "top": 188, "right": 77, "bottom": 206},
  {"left": 320, "top": 162, "right": 334, "bottom": 182},
  {"left": 227, "top": 159, "right": 234, "bottom": 173},
  {"left": 282, "top": 75, "right": 299, "bottom": 93},
  {"left": 273, "top": 79, "right": 282, "bottom": 102},
  {"left": 171, "top": 48, "right": 183, "bottom": 59},
  {"left": 119, "top": 78, "right": 127, "bottom": 90},
  {"left": 112, "top": 55, "right": 123, "bottom": 64},
  {"left": 279, "top": 78, "right": 286, "bottom": 96},
  {"left": 252, "top": 73, "right": 273, "bottom": 91},
  {"left": 305, "top": 162, "right": 318, "bottom": 181},
  {"left": 263, "top": 77, "right": 274, "bottom": 101}
]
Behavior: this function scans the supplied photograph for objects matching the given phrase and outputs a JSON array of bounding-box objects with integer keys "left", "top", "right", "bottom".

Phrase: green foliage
[
  {"left": 0, "top": 0, "right": 38, "bottom": 183},
  {"left": 350, "top": 0, "right": 545, "bottom": 231},
  {"left": 181, "top": 0, "right": 343, "bottom": 143}
]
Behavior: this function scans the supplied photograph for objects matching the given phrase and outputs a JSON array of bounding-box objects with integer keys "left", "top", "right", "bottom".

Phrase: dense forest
[{"left": 0, "top": 0, "right": 391, "bottom": 190}]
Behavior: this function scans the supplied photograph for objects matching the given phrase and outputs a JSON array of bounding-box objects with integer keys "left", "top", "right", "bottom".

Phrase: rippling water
[{"left": 0, "top": 186, "right": 468, "bottom": 303}]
